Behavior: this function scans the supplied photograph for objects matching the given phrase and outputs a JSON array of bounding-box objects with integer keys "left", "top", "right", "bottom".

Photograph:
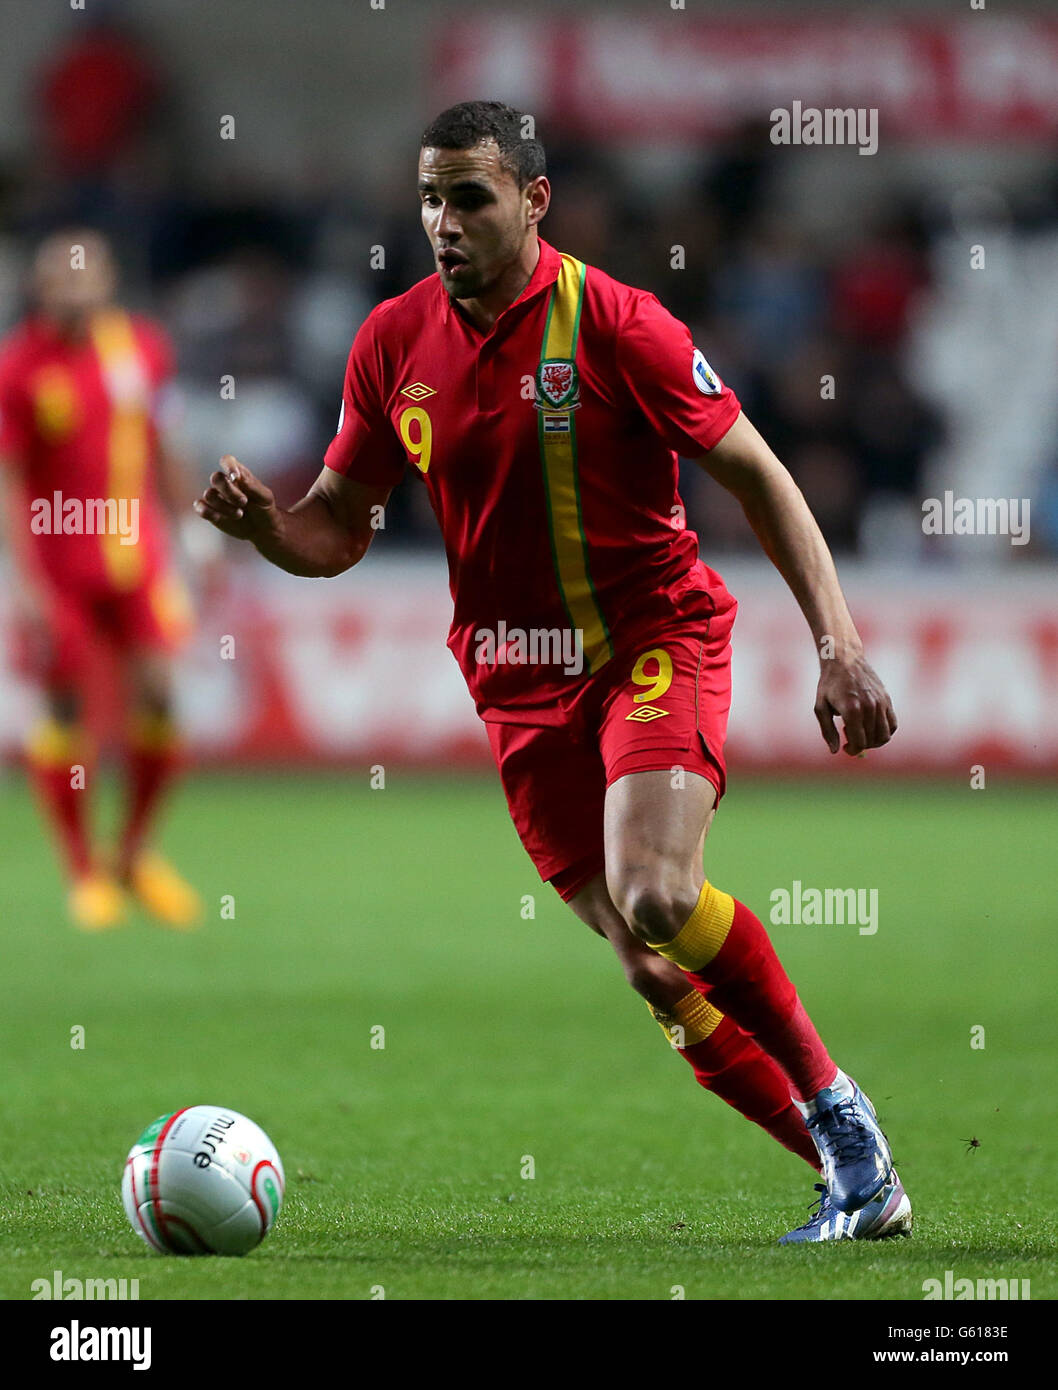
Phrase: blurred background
[{"left": 1, "top": 0, "right": 1056, "bottom": 779}]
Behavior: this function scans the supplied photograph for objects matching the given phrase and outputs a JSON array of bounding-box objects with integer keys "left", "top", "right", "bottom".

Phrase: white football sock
[{"left": 792, "top": 1067, "right": 855, "bottom": 1118}]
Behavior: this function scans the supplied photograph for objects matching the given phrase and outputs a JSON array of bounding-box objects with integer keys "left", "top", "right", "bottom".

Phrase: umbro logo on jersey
[
  {"left": 401, "top": 382, "right": 436, "bottom": 400},
  {"left": 692, "top": 348, "right": 723, "bottom": 396},
  {"left": 626, "top": 705, "right": 670, "bottom": 722}
]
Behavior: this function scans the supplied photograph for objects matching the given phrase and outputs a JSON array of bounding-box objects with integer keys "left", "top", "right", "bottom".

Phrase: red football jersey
[
  {"left": 0, "top": 309, "right": 174, "bottom": 593},
  {"left": 324, "top": 237, "right": 740, "bottom": 723}
]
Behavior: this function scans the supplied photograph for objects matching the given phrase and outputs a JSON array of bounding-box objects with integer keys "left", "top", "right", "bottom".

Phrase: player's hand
[
  {"left": 814, "top": 652, "right": 897, "bottom": 757},
  {"left": 193, "top": 457, "right": 279, "bottom": 543}
]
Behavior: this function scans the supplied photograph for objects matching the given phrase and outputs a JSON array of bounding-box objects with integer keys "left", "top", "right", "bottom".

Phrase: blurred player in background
[{"left": 0, "top": 229, "right": 205, "bottom": 931}]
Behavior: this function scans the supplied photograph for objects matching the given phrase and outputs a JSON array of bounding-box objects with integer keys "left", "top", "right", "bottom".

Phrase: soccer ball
[{"left": 122, "top": 1105, "right": 284, "bottom": 1256}]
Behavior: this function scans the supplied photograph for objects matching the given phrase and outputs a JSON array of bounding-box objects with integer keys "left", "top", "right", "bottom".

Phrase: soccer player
[
  {"left": 194, "top": 102, "right": 911, "bottom": 1242},
  {"left": 0, "top": 229, "right": 203, "bottom": 931}
]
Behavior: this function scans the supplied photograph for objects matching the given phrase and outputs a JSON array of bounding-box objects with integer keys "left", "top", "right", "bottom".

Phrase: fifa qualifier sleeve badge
[{"left": 692, "top": 348, "right": 723, "bottom": 395}]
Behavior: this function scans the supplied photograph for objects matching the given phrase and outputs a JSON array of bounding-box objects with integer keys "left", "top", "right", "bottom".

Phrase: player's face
[
  {"left": 418, "top": 142, "right": 538, "bottom": 299},
  {"left": 33, "top": 233, "right": 117, "bottom": 328}
]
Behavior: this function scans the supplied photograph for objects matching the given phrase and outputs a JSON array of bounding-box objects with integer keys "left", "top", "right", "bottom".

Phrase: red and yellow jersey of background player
[
  {"left": 0, "top": 308, "right": 174, "bottom": 594},
  {"left": 325, "top": 236, "right": 741, "bottom": 724}
]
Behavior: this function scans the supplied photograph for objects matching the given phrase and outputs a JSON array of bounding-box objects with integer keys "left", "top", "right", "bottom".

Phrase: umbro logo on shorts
[
  {"left": 400, "top": 382, "right": 436, "bottom": 400},
  {"left": 626, "top": 705, "right": 670, "bottom": 722}
]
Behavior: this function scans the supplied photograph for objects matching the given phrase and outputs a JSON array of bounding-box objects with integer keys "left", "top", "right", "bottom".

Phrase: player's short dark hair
[{"left": 420, "top": 101, "right": 546, "bottom": 188}]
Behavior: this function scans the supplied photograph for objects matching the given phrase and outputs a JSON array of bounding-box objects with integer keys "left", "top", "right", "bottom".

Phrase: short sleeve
[
  {"left": 0, "top": 356, "right": 32, "bottom": 462},
  {"left": 138, "top": 319, "right": 179, "bottom": 430},
  {"left": 616, "top": 291, "right": 740, "bottom": 455},
  {"left": 144, "top": 320, "right": 175, "bottom": 384},
  {"left": 323, "top": 312, "right": 406, "bottom": 487}
]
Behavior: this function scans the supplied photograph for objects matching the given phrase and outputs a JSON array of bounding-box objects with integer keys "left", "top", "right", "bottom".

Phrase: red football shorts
[
  {"left": 486, "top": 615, "right": 736, "bottom": 903},
  {"left": 16, "top": 570, "right": 193, "bottom": 686}
]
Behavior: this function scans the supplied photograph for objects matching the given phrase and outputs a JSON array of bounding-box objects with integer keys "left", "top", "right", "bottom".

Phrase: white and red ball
[{"left": 122, "top": 1106, "right": 284, "bottom": 1256}]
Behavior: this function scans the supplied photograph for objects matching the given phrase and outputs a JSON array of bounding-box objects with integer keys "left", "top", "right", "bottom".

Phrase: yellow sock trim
[
  {"left": 647, "top": 990, "right": 725, "bottom": 1047},
  {"left": 26, "top": 718, "right": 89, "bottom": 769},
  {"left": 646, "top": 880, "right": 735, "bottom": 973},
  {"left": 128, "top": 710, "right": 179, "bottom": 754}
]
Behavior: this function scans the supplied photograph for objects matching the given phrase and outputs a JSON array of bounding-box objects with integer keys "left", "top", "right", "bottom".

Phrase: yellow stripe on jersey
[
  {"left": 537, "top": 254, "right": 613, "bottom": 674},
  {"left": 89, "top": 309, "right": 149, "bottom": 591}
]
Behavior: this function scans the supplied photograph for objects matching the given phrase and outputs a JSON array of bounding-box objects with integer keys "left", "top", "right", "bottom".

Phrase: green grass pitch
[{"left": 0, "top": 770, "right": 1053, "bottom": 1300}]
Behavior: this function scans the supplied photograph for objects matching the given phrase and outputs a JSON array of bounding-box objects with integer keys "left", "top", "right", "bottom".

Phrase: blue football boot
[
  {"left": 779, "top": 1169, "right": 912, "bottom": 1244},
  {"left": 804, "top": 1082, "right": 893, "bottom": 1212}
]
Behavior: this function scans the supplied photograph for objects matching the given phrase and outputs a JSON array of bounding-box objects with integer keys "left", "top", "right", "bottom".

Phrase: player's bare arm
[
  {"left": 155, "top": 434, "right": 202, "bottom": 516},
  {"left": 194, "top": 457, "right": 390, "bottom": 579},
  {"left": 0, "top": 459, "right": 48, "bottom": 625},
  {"left": 700, "top": 410, "right": 897, "bottom": 757}
]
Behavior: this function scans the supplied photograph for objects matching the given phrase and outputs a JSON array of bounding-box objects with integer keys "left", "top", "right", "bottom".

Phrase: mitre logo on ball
[{"left": 536, "top": 359, "right": 580, "bottom": 411}]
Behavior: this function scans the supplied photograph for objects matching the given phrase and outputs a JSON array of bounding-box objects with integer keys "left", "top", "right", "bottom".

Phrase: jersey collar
[{"left": 438, "top": 236, "right": 562, "bottom": 329}]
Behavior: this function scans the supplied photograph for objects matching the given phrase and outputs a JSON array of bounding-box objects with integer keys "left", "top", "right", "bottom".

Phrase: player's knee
[
  {"left": 609, "top": 872, "right": 699, "bottom": 946},
  {"left": 48, "top": 688, "right": 81, "bottom": 724},
  {"left": 136, "top": 690, "right": 172, "bottom": 720},
  {"left": 129, "top": 661, "right": 172, "bottom": 717}
]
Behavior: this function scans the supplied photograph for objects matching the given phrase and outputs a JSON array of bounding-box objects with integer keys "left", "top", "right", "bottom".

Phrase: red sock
[
  {"left": 678, "top": 891, "right": 837, "bottom": 1102},
  {"left": 679, "top": 1013, "right": 821, "bottom": 1170},
  {"left": 26, "top": 720, "right": 92, "bottom": 878},
  {"left": 649, "top": 991, "right": 820, "bottom": 1170},
  {"left": 117, "top": 711, "right": 182, "bottom": 878}
]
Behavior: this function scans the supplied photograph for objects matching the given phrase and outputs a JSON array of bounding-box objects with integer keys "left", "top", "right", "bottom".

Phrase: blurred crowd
[{"left": 2, "top": 10, "right": 1057, "bottom": 557}]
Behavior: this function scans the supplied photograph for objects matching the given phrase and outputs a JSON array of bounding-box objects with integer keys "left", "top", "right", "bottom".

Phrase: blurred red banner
[
  {"left": 3, "top": 560, "right": 1056, "bottom": 774},
  {"left": 433, "top": 15, "right": 1058, "bottom": 141}
]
